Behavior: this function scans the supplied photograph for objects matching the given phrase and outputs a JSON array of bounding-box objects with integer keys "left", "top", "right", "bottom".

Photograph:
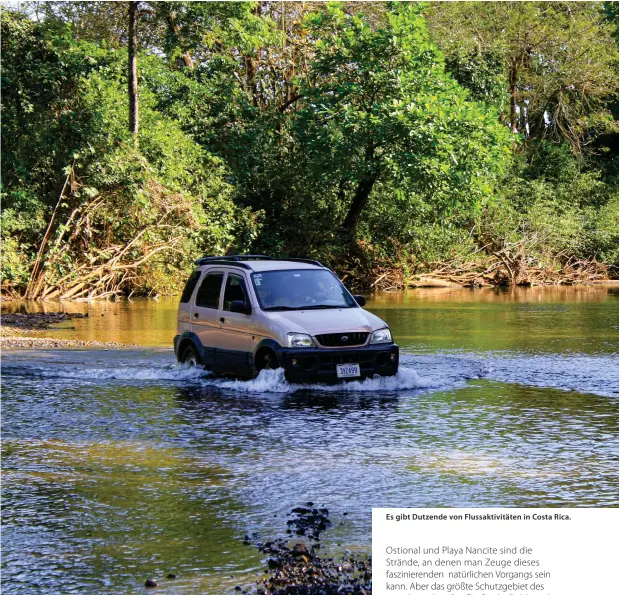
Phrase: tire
[
  {"left": 181, "top": 344, "right": 201, "bottom": 367},
  {"left": 256, "top": 348, "right": 279, "bottom": 372}
]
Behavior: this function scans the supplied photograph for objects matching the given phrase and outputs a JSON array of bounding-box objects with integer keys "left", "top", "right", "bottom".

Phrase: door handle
[
  {"left": 219, "top": 317, "right": 225, "bottom": 324},
  {"left": 193, "top": 312, "right": 199, "bottom": 319}
]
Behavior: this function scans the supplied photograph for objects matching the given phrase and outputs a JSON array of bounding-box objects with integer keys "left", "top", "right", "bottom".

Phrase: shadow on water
[{"left": 175, "top": 383, "right": 402, "bottom": 412}]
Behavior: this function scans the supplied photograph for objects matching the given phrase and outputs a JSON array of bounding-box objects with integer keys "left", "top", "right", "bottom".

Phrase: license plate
[{"left": 336, "top": 363, "right": 361, "bottom": 378}]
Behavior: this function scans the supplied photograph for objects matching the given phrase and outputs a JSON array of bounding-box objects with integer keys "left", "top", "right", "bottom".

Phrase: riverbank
[
  {"left": 1, "top": 336, "right": 140, "bottom": 350},
  {"left": 387, "top": 257, "right": 616, "bottom": 292},
  {"left": 1, "top": 312, "right": 140, "bottom": 349},
  {"left": 3, "top": 270, "right": 617, "bottom": 299}
]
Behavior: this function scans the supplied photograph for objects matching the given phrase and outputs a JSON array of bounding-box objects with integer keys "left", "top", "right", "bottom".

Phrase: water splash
[
  {"left": 1, "top": 356, "right": 432, "bottom": 393},
  {"left": 205, "top": 367, "right": 432, "bottom": 394}
]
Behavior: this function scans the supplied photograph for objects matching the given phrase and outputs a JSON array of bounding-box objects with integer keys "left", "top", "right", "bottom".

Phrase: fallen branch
[{"left": 25, "top": 164, "right": 74, "bottom": 299}]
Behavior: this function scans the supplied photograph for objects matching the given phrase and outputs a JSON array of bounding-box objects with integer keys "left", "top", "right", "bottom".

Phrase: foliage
[
  {"left": 426, "top": 1, "right": 619, "bottom": 151},
  {"left": 1, "top": 11, "right": 248, "bottom": 297},
  {"left": 479, "top": 142, "right": 619, "bottom": 274},
  {"left": 209, "top": 2, "right": 511, "bottom": 282},
  {"left": 1, "top": 2, "right": 618, "bottom": 297}
]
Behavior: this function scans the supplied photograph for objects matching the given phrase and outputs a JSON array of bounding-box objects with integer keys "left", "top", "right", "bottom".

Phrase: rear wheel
[
  {"left": 255, "top": 348, "right": 279, "bottom": 373},
  {"left": 181, "top": 344, "right": 201, "bottom": 367}
]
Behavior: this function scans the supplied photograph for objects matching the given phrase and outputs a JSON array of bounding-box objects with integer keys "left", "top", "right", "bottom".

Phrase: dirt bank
[
  {"left": 1, "top": 336, "right": 140, "bottom": 350},
  {"left": 1, "top": 312, "right": 139, "bottom": 350}
]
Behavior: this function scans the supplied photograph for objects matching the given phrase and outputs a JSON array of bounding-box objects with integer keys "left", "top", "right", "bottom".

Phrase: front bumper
[{"left": 277, "top": 343, "right": 399, "bottom": 383}]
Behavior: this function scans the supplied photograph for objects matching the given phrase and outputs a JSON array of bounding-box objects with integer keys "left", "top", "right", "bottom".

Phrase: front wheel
[
  {"left": 181, "top": 344, "right": 201, "bottom": 367},
  {"left": 255, "top": 348, "right": 279, "bottom": 373}
]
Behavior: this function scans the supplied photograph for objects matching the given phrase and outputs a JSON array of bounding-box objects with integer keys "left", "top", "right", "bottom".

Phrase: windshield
[{"left": 252, "top": 269, "right": 357, "bottom": 311}]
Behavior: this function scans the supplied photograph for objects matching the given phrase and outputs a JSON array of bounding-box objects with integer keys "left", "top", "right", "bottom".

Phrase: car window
[
  {"left": 180, "top": 270, "right": 202, "bottom": 303},
  {"left": 195, "top": 272, "right": 224, "bottom": 309},
  {"left": 223, "top": 274, "right": 249, "bottom": 311}
]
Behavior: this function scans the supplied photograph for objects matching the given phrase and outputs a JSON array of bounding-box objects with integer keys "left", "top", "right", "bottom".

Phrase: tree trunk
[
  {"left": 342, "top": 172, "right": 379, "bottom": 231},
  {"left": 509, "top": 62, "right": 518, "bottom": 133},
  {"left": 244, "top": 2, "right": 262, "bottom": 108},
  {"left": 342, "top": 144, "right": 379, "bottom": 231},
  {"left": 128, "top": 1, "right": 139, "bottom": 140}
]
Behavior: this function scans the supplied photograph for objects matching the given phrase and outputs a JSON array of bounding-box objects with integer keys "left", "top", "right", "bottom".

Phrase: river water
[{"left": 2, "top": 287, "right": 618, "bottom": 593}]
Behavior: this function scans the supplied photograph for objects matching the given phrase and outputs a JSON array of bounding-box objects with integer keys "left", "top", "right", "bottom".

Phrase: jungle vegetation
[{"left": 1, "top": 1, "right": 618, "bottom": 298}]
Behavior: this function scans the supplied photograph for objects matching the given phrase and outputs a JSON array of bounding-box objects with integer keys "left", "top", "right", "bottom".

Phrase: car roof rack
[
  {"left": 196, "top": 255, "right": 270, "bottom": 262},
  {"left": 194, "top": 255, "right": 267, "bottom": 268},
  {"left": 194, "top": 255, "right": 324, "bottom": 268}
]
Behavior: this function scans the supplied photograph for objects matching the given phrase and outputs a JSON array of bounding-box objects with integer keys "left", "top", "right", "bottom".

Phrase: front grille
[{"left": 315, "top": 332, "right": 369, "bottom": 347}]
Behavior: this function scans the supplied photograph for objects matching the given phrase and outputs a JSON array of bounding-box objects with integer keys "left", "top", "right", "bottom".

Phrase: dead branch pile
[
  {"left": 22, "top": 168, "right": 198, "bottom": 301},
  {"left": 364, "top": 235, "right": 610, "bottom": 291},
  {"left": 367, "top": 266, "right": 407, "bottom": 292},
  {"left": 418, "top": 254, "right": 608, "bottom": 288}
]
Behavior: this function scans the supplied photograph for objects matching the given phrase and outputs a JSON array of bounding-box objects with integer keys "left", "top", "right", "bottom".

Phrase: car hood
[{"left": 264, "top": 307, "right": 387, "bottom": 335}]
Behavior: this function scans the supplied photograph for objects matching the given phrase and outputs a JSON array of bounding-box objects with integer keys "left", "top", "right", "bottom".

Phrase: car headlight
[
  {"left": 287, "top": 333, "right": 315, "bottom": 348},
  {"left": 370, "top": 328, "right": 392, "bottom": 344}
]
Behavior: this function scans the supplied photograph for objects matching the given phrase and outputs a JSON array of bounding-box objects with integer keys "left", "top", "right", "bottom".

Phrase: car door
[
  {"left": 190, "top": 269, "right": 225, "bottom": 369},
  {"left": 216, "top": 271, "right": 254, "bottom": 373}
]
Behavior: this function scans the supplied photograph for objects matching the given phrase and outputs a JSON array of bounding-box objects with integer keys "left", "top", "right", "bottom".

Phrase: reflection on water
[
  {"left": 3, "top": 286, "right": 619, "bottom": 353},
  {"left": 2, "top": 287, "right": 619, "bottom": 594}
]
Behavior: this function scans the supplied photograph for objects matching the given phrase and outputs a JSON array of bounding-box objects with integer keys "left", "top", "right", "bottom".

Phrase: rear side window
[
  {"left": 180, "top": 271, "right": 201, "bottom": 303},
  {"left": 223, "top": 274, "right": 249, "bottom": 311},
  {"left": 195, "top": 272, "right": 224, "bottom": 309}
]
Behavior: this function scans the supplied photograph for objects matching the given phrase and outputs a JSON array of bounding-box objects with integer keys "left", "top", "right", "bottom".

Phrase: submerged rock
[
  {"left": 249, "top": 505, "right": 372, "bottom": 594},
  {"left": 284, "top": 506, "right": 332, "bottom": 542}
]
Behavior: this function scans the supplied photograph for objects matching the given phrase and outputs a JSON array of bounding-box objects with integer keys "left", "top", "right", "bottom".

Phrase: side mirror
[
  {"left": 230, "top": 300, "right": 252, "bottom": 315},
  {"left": 353, "top": 295, "right": 366, "bottom": 307}
]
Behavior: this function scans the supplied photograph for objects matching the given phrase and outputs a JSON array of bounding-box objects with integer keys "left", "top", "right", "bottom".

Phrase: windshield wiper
[{"left": 301, "top": 304, "right": 350, "bottom": 310}]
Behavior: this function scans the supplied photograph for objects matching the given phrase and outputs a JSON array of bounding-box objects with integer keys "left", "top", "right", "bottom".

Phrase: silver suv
[{"left": 174, "top": 255, "right": 398, "bottom": 382}]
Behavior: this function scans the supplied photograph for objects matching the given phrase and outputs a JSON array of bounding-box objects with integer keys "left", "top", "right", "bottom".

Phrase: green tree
[
  {"left": 427, "top": 1, "right": 619, "bottom": 151},
  {"left": 300, "top": 3, "right": 511, "bottom": 231},
  {"left": 217, "top": 2, "right": 510, "bottom": 256},
  {"left": 3, "top": 2, "right": 617, "bottom": 295},
  {"left": 1, "top": 11, "right": 250, "bottom": 297}
]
